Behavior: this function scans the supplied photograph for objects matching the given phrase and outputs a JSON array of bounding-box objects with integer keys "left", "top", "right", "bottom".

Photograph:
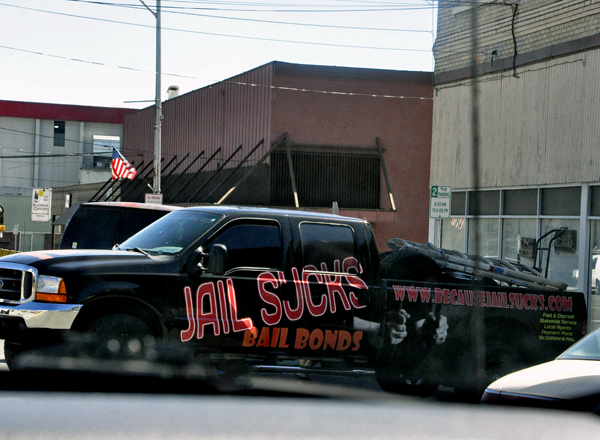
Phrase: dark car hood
[{"left": 0, "top": 250, "right": 172, "bottom": 275}]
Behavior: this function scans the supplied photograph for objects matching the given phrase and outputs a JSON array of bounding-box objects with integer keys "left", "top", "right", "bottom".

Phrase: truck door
[
  {"left": 179, "top": 219, "right": 289, "bottom": 354},
  {"left": 285, "top": 219, "right": 372, "bottom": 359}
]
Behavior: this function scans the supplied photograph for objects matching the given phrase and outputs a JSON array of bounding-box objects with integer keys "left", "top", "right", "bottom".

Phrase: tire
[
  {"left": 376, "top": 368, "right": 439, "bottom": 397},
  {"left": 4, "top": 342, "right": 28, "bottom": 371},
  {"left": 88, "top": 313, "right": 154, "bottom": 359},
  {"left": 380, "top": 248, "right": 445, "bottom": 282},
  {"left": 375, "top": 249, "right": 446, "bottom": 397}
]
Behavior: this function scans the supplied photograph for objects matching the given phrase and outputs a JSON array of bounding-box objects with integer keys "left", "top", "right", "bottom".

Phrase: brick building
[{"left": 122, "top": 61, "right": 434, "bottom": 249}]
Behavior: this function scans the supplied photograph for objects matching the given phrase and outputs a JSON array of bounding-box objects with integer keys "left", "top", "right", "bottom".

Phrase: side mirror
[
  {"left": 186, "top": 247, "right": 209, "bottom": 275},
  {"left": 206, "top": 244, "right": 228, "bottom": 275}
]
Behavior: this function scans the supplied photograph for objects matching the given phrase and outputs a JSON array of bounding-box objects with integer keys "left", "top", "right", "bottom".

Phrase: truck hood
[{"left": 0, "top": 249, "right": 173, "bottom": 275}]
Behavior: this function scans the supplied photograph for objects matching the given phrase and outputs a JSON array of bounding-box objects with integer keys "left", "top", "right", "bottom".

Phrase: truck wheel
[
  {"left": 88, "top": 313, "right": 154, "bottom": 358},
  {"left": 4, "top": 342, "right": 27, "bottom": 371},
  {"left": 380, "top": 248, "right": 444, "bottom": 282},
  {"left": 376, "top": 249, "right": 445, "bottom": 397},
  {"left": 376, "top": 369, "right": 439, "bottom": 397}
]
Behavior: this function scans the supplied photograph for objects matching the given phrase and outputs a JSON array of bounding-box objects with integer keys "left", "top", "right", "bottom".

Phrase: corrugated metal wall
[
  {"left": 431, "top": 50, "right": 600, "bottom": 189},
  {"left": 123, "top": 63, "right": 274, "bottom": 175}
]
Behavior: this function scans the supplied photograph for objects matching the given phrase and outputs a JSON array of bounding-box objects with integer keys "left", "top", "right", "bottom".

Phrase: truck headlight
[{"left": 35, "top": 275, "right": 67, "bottom": 303}]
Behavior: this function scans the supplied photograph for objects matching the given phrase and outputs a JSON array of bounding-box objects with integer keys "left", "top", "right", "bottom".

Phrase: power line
[
  {"left": 0, "top": 45, "right": 196, "bottom": 79},
  {"left": 66, "top": 0, "right": 437, "bottom": 13},
  {"left": 0, "top": 3, "right": 431, "bottom": 53},
  {"left": 122, "top": 5, "right": 435, "bottom": 33},
  {"left": 0, "top": 44, "right": 434, "bottom": 99}
]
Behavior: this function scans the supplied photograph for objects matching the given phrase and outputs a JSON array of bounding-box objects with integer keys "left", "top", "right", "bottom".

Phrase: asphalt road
[{"left": 0, "top": 338, "right": 461, "bottom": 401}]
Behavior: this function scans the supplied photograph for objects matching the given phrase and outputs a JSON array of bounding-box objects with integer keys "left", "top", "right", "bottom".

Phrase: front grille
[{"left": 0, "top": 264, "right": 36, "bottom": 303}]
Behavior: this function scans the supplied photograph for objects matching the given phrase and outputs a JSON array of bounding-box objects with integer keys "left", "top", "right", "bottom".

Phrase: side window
[
  {"left": 209, "top": 223, "right": 283, "bottom": 272},
  {"left": 300, "top": 223, "right": 357, "bottom": 271},
  {"left": 70, "top": 210, "right": 122, "bottom": 249},
  {"left": 117, "top": 211, "right": 165, "bottom": 244}
]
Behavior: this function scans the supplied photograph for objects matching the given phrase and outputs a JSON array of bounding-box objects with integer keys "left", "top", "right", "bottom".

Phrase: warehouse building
[{"left": 123, "top": 61, "right": 434, "bottom": 249}]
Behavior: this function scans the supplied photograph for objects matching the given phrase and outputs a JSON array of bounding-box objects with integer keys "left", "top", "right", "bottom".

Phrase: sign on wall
[
  {"left": 32, "top": 188, "right": 52, "bottom": 222},
  {"left": 145, "top": 193, "right": 163, "bottom": 205},
  {"left": 430, "top": 185, "right": 451, "bottom": 219}
]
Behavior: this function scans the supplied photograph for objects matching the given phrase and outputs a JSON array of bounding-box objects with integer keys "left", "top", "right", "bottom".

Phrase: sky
[{"left": 0, "top": 0, "right": 437, "bottom": 109}]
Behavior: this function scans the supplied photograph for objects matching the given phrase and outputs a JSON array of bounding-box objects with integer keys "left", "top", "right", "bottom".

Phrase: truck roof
[
  {"left": 181, "top": 205, "right": 368, "bottom": 223},
  {"left": 84, "top": 202, "right": 181, "bottom": 212}
]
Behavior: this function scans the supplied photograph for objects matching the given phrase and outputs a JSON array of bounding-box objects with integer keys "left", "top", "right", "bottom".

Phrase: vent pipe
[{"left": 167, "top": 85, "right": 180, "bottom": 99}]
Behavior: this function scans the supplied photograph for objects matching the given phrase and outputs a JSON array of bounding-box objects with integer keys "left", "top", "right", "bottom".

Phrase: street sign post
[{"left": 430, "top": 185, "right": 451, "bottom": 219}]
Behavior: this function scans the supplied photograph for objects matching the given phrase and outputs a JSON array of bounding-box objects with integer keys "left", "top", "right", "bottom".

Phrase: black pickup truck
[{"left": 0, "top": 206, "right": 587, "bottom": 398}]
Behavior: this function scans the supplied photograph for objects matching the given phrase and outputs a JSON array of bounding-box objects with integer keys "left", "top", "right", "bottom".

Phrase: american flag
[{"left": 111, "top": 148, "right": 137, "bottom": 180}]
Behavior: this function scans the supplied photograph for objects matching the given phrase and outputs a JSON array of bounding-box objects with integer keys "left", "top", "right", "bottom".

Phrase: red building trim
[{"left": 0, "top": 100, "right": 136, "bottom": 124}]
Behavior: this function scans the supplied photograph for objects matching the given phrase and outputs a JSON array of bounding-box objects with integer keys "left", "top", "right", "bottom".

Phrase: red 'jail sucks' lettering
[
  {"left": 180, "top": 279, "right": 253, "bottom": 342},
  {"left": 181, "top": 259, "right": 369, "bottom": 341}
]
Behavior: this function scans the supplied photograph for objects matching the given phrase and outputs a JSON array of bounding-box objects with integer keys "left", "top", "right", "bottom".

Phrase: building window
[
  {"left": 502, "top": 218, "right": 537, "bottom": 266},
  {"left": 504, "top": 189, "right": 537, "bottom": 216},
  {"left": 270, "top": 151, "right": 380, "bottom": 209},
  {"left": 89, "top": 135, "right": 121, "bottom": 169},
  {"left": 451, "top": 191, "right": 467, "bottom": 216},
  {"left": 538, "top": 219, "right": 579, "bottom": 289},
  {"left": 468, "top": 218, "right": 500, "bottom": 256},
  {"left": 439, "top": 186, "right": 581, "bottom": 286},
  {"left": 588, "top": 221, "right": 600, "bottom": 331},
  {"left": 541, "top": 187, "right": 581, "bottom": 216},
  {"left": 468, "top": 190, "right": 500, "bottom": 216},
  {"left": 54, "top": 121, "right": 65, "bottom": 147}
]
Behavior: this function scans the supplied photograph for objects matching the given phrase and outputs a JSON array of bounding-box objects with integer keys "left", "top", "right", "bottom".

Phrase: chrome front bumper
[{"left": 0, "top": 302, "right": 82, "bottom": 330}]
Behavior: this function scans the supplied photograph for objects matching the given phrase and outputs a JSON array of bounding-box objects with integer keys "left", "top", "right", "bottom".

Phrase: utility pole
[
  {"left": 153, "top": 0, "right": 162, "bottom": 194},
  {"left": 139, "top": 0, "right": 162, "bottom": 194}
]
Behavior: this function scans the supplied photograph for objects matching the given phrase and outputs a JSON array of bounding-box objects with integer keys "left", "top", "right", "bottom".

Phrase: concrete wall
[
  {"left": 431, "top": 49, "right": 600, "bottom": 190},
  {"left": 0, "top": 117, "right": 126, "bottom": 191}
]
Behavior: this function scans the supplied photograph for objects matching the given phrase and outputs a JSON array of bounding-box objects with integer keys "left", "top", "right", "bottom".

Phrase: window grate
[{"left": 270, "top": 152, "right": 380, "bottom": 209}]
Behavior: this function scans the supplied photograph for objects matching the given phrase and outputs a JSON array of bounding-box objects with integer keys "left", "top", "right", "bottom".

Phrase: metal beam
[
  {"left": 120, "top": 159, "right": 159, "bottom": 201},
  {"left": 202, "top": 139, "right": 265, "bottom": 203},
  {"left": 187, "top": 145, "right": 244, "bottom": 203},
  {"left": 162, "top": 151, "right": 204, "bottom": 197},
  {"left": 166, "top": 148, "right": 221, "bottom": 203},
  {"left": 376, "top": 137, "right": 396, "bottom": 211},
  {"left": 216, "top": 133, "right": 288, "bottom": 205},
  {"left": 285, "top": 137, "right": 300, "bottom": 208}
]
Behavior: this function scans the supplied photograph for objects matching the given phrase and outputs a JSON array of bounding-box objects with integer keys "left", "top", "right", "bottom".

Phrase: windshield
[
  {"left": 120, "top": 210, "right": 223, "bottom": 255},
  {"left": 559, "top": 329, "right": 600, "bottom": 361}
]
